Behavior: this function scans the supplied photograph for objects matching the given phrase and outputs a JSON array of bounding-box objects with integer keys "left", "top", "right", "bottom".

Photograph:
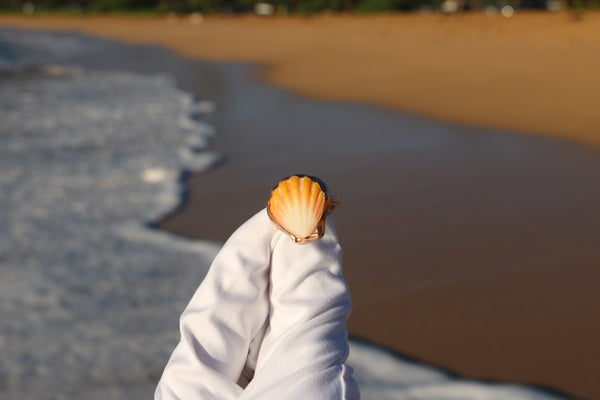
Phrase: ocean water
[{"left": 0, "top": 29, "right": 572, "bottom": 400}]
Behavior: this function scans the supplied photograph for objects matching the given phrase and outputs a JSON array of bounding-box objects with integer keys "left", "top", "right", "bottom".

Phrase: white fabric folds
[{"left": 155, "top": 208, "right": 359, "bottom": 399}]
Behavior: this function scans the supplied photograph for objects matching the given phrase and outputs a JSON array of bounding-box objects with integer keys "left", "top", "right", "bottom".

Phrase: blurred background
[
  {"left": 0, "top": 0, "right": 592, "bottom": 15},
  {"left": 1, "top": 5, "right": 599, "bottom": 400}
]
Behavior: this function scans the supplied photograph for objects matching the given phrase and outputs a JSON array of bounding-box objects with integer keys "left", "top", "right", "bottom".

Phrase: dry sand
[
  {"left": 3, "top": 13, "right": 600, "bottom": 400},
  {"left": 2, "top": 12, "right": 600, "bottom": 146}
]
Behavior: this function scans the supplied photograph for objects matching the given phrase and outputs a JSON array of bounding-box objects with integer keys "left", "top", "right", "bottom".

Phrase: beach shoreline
[
  {"left": 2, "top": 18, "right": 600, "bottom": 400},
  {"left": 1, "top": 28, "right": 580, "bottom": 400},
  {"left": 1, "top": 12, "right": 600, "bottom": 147}
]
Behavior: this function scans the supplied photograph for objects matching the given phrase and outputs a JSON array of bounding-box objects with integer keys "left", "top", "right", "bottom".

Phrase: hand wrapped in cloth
[{"left": 155, "top": 209, "right": 359, "bottom": 399}]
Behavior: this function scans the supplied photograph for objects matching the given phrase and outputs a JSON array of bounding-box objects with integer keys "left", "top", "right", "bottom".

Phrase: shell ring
[{"left": 267, "top": 175, "right": 340, "bottom": 244}]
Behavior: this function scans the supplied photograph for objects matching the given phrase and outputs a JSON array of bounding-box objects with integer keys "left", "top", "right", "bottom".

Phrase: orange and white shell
[{"left": 268, "top": 176, "right": 327, "bottom": 241}]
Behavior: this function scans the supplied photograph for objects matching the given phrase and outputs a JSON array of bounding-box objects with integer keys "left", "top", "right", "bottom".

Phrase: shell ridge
[
  {"left": 310, "top": 184, "right": 321, "bottom": 223},
  {"left": 273, "top": 186, "right": 290, "bottom": 229},
  {"left": 309, "top": 182, "right": 321, "bottom": 228},
  {"left": 290, "top": 177, "right": 303, "bottom": 229},
  {"left": 300, "top": 177, "right": 312, "bottom": 230},
  {"left": 291, "top": 177, "right": 306, "bottom": 235},
  {"left": 304, "top": 178, "right": 319, "bottom": 236}
]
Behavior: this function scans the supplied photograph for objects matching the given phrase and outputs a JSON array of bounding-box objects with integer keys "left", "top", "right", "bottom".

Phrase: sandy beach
[
  {"left": 2, "top": 13, "right": 600, "bottom": 400},
  {"left": 2, "top": 12, "right": 600, "bottom": 146}
]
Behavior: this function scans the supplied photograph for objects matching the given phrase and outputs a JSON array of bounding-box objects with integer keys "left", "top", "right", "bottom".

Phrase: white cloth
[{"left": 155, "top": 208, "right": 359, "bottom": 399}]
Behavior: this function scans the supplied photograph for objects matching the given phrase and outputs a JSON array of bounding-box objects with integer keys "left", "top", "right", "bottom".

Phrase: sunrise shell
[{"left": 268, "top": 175, "right": 327, "bottom": 241}]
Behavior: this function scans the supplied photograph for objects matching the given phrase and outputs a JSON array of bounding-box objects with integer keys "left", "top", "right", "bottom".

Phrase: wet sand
[{"left": 2, "top": 14, "right": 600, "bottom": 399}]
